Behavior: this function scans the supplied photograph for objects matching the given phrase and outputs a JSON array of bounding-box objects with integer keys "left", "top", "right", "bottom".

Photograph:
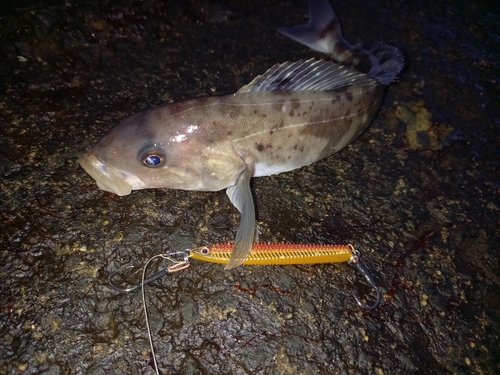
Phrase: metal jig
[{"left": 108, "top": 244, "right": 381, "bottom": 310}]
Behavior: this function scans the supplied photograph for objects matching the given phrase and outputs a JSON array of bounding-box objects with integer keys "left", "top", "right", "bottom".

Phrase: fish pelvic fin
[
  {"left": 278, "top": 0, "right": 404, "bottom": 85},
  {"left": 225, "top": 165, "right": 256, "bottom": 270}
]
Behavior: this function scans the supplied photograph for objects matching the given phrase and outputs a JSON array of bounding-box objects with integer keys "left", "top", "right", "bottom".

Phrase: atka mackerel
[{"left": 79, "top": 0, "right": 403, "bottom": 269}]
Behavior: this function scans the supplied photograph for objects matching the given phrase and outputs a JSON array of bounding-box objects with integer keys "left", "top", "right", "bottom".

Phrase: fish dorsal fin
[{"left": 237, "top": 58, "right": 376, "bottom": 93}]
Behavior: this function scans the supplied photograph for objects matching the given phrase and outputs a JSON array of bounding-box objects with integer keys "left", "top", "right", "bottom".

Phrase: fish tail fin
[
  {"left": 277, "top": 0, "right": 346, "bottom": 55},
  {"left": 278, "top": 0, "right": 404, "bottom": 85}
]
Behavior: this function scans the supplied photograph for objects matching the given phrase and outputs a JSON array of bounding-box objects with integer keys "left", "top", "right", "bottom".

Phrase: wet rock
[{"left": 1, "top": 0, "right": 500, "bottom": 374}]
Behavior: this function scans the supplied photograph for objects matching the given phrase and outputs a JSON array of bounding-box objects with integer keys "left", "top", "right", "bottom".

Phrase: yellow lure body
[{"left": 190, "top": 243, "right": 354, "bottom": 265}]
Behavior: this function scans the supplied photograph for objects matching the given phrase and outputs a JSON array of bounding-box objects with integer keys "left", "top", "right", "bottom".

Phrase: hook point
[{"left": 349, "top": 249, "right": 381, "bottom": 310}]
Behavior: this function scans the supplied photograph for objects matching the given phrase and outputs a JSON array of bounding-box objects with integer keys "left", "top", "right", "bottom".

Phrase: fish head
[{"left": 78, "top": 107, "right": 216, "bottom": 196}]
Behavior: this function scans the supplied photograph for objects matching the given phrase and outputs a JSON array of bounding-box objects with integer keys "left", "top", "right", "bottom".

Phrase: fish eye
[
  {"left": 140, "top": 149, "right": 166, "bottom": 168},
  {"left": 200, "top": 247, "right": 210, "bottom": 255},
  {"left": 145, "top": 155, "right": 161, "bottom": 166}
]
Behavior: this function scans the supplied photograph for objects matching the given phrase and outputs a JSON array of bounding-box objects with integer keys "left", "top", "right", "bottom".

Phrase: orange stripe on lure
[{"left": 190, "top": 243, "right": 354, "bottom": 265}]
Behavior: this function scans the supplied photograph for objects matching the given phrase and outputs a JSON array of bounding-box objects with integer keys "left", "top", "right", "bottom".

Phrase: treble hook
[
  {"left": 348, "top": 250, "right": 381, "bottom": 310},
  {"left": 108, "top": 251, "right": 190, "bottom": 293}
]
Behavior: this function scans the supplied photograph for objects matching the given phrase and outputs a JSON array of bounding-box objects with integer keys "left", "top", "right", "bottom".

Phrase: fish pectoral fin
[{"left": 225, "top": 166, "right": 256, "bottom": 270}]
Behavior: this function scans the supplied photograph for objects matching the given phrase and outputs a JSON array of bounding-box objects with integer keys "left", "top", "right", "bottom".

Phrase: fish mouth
[{"left": 78, "top": 153, "right": 135, "bottom": 196}]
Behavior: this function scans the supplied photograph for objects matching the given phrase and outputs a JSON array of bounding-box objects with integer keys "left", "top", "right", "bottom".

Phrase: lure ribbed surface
[{"left": 190, "top": 243, "right": 353, "bottom": 265}]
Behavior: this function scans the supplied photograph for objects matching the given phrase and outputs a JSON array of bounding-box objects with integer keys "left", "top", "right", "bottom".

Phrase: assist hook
[
  {"left": 348, "top": 249, "right": 381, "bottom": 310},
  {"left": 108, "top": 251, "right": 190, "bottom": 293}
]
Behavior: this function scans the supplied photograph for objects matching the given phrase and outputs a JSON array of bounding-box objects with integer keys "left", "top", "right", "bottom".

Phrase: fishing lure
[
  {"left": 191, "top": 243, "right": 354, "bottom": 265},
  {"left": 108, "top": 242, "right": 381, "bottom": 309}
]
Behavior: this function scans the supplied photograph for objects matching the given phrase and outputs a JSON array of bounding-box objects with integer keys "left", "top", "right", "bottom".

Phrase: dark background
[{"left": 1, "top": 0, "right": 499, "bottom": 374}]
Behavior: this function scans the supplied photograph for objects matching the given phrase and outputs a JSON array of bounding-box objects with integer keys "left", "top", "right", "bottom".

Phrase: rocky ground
[{"left": 1, "top": 0, "right": 499, "bottom": 374}]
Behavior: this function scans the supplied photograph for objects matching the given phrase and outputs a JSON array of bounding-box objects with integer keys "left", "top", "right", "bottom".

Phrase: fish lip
[{"left": 78, "top": 153, "right": 133, "bottom": 196}]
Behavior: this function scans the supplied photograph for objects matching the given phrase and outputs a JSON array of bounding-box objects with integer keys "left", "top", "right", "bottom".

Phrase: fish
[{"left": 78, "top": 0, "right": 404, "bottom": 270}]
